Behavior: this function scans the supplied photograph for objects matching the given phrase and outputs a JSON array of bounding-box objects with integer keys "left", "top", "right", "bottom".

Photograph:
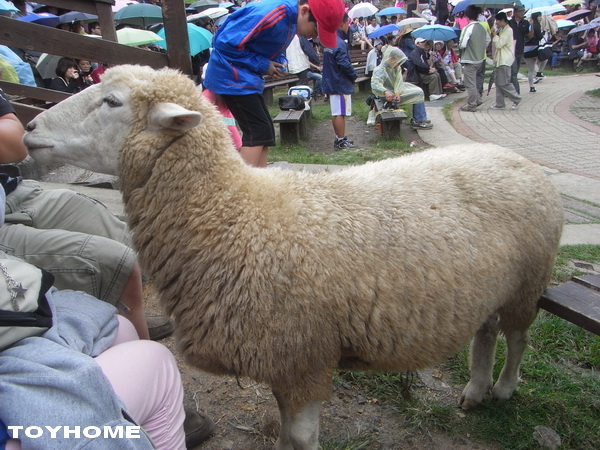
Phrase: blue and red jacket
[{"left": 204, "top": 0, "right": 296, "bottom": 95}]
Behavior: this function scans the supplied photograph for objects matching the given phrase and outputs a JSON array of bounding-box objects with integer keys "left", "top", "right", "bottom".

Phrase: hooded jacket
[{"left": 204, "top": 0, "right": 296, "bottom": 95}]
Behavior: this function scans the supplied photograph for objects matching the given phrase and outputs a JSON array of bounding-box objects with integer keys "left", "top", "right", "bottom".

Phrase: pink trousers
[{"left": 7, "top": 317, "right": 186, "bottom": 450}]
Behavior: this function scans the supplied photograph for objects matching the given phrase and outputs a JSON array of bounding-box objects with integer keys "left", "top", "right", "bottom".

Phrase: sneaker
[
  {"left": 443, "top": 83, "right": 455, "bottom": 89},
  {"left": 536, "top": 72, "right": 545, "bottom": 78},
  {"left": 410, "top": 121, "right": 433, "bottom": 130},
  {"left": 184, "top": 408, "right": 215, "bottom": 448},
  {"left": 342, "top": 136, "right": 354, "bottom": 144},
  {"left": 530, "top": 87, "right": 537, "bottom": 93},
  {"left": 429, "top": 94, "right": 446, "bottom": 101},
  {"left": 511, "top": 101, "right": 520, "bottom": 110},
  {"left": 533, "top": 77, "right": 540, "bottom": 84},
  {"left": 410, "top": 118, "right": 431, "bottom": 125},
  {"left": 146, "top": 315, "right": 174, "bottom": 341},
  {"left": 490, "top": 104, "right": 505, "bottom": 110},
  {"left": 334, "top": 138, "right": 357, "bottom": 150},
  {"left": 460, "top": 104, "right": 478, "bottom": 112}
]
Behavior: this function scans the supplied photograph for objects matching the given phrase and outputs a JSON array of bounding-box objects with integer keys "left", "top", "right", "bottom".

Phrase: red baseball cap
[{"left": 308, "top": 0, "right": 345, "bottom": 48}]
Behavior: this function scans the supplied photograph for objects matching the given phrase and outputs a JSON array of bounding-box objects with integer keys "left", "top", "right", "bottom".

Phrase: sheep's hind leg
[
  {"left": 492, "top": 328, "right": 529, "bottom": 401},
  {"left": 273, "top": 391, "right": 320, "bottom": 450},
  {"left": 460, "top": 315, "right": 500, "bottom": 410}
]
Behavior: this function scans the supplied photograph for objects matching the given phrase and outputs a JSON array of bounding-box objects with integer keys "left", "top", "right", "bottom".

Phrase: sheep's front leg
[
  {"left": 273, "top": 390, "right": 321, "bottom": 450},
  {"left": 460, "top": 315, "right": 500, "bottom": 410}
]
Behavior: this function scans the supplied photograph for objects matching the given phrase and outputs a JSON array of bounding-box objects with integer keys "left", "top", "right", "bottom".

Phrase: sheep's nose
[{"left": 25, "top": 120, "right": 36, "bottom": 132}]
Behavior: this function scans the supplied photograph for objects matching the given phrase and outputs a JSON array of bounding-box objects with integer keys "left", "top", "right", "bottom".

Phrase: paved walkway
[
  {"left": 421, "top": 72, "right": 600, "bottom": 245},
  {"left": 453, "top": 74, "right": 600, "bottom": 180}
]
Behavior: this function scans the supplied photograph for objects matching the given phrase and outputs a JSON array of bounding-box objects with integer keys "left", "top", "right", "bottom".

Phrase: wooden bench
[
  {"left": 262, "top": 74, "right": 300, "bottom": 104},
  {"left": 273, "top": 101, "right": 311, "bottom": 144},
  {"left": 372, "top": 98, "right": 407, "bottom": 139},
  {"left": 538, "top": 274, "right": 600, "bottom": 335},
  {"left": 350, "top": 48, "right": 371, "bottom": 92}
]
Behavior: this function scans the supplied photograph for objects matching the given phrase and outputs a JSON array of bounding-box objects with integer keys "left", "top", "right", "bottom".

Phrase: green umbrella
[
  {"left": 156, "top": 23, "right": 213, "bottom": 56},
  {"left": 116, "top": 27, "right": 163, "bottom": 47},
  {"left": 114, "top": 3, "right": 163, "bottom": 28}
]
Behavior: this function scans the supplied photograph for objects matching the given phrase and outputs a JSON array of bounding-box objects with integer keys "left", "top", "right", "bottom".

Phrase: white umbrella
[
  {"left": 348, "top": 2, "right": 378, "bottom": 19},
  {"left": 398, "top": 17, "right": 429, "bottom": 31},
  {"left": 525, "top": 4, "right": 566, "bottom": 16},
  {"left": 187, "top": 7, "right": 228, "bottom": 22}
]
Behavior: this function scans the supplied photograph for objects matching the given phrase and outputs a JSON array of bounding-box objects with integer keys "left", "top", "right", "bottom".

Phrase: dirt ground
[{"left": 142, "top": 115, "right": 497, "bottom": 450}]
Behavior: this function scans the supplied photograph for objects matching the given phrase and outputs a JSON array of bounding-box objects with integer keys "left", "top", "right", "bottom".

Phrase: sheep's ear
[{"left": 149, "top": 102, "right": 202, "bottom": 131}]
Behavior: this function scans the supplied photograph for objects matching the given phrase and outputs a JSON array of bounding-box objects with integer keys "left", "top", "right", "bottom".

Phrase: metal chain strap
[{"left": 0, "top": 262, "right": 28, "bottom": 312}]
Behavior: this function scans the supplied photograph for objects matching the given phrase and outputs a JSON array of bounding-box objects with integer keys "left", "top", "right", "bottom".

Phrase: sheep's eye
[{"left": 103, "top": 95, "right": 122, "bottom": 107}]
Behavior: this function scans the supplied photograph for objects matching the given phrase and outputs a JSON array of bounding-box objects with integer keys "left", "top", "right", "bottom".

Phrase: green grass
[
  {"left": 587, "top": 88, "right": 600, "bottom": 98},
  {"left": 267, "top": 89, "right": 416, "bottom": 166},
  {"left": 553, "top": 244, "right": 600, "bottom": 283},
  {"left": 338, "top": 245, "right": 600, "bottom": 449}
]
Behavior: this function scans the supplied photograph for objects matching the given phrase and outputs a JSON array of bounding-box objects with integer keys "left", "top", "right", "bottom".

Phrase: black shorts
[{"left": 221, "top": 93, "right": 276, "bottom": 147}]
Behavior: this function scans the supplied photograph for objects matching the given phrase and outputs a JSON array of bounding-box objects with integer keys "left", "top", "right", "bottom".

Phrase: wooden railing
[{"left": 0, "top": 0, "right": 192, "bottom": 124}]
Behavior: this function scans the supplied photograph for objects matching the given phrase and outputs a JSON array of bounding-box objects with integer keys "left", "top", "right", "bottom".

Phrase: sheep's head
[{"left": 24, "top": 65, "right": 203, "bottom": 176}]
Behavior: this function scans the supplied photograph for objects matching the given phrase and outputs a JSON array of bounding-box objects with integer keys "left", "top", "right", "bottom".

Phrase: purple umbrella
[
  {"left": 565, "top": 9, "right": 591, "bottom": 21},
  {"left": 17, "top": 13, "right": 60, "bottom": 27}
]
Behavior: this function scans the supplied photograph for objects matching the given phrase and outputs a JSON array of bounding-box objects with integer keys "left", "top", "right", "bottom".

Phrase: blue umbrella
[
  {"left": 412, "top": 24, "right": 458, "bottom": 42},
  {"left": 520, "top": 0, "right": 558, "bottom": 8},
  {"left": 156, "top": 23, "right": 213, "bottom": 56},
  {"left": 58, "top": 11, "right": 98, "bottom": 24},
  {"left": 368, "top": 24, "right": 400, "bottom": 39},
  {"left": 17, "top": 13, "right": 60, "bottom": 27},
  {"left": 0, "top": 0, "right": 18, "bottom": 14},
  {"left": 377, "top": 6, "right": 407, "bottom": 16}
]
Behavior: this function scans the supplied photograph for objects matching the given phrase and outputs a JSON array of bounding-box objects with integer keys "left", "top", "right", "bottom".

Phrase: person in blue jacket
[
  {"left": 204, "top": 0, "right": 345, "bottom": 167},
  {"left": 322, "top": 13, "right": 358, "bottom": 150}
]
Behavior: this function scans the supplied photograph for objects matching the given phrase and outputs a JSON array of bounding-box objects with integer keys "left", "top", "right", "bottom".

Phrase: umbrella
[
  {"left": 187, "top": 7, "right": 229, "bottom": 22},
  {"left": 348, "top": 3, "right": 379, "bottom": 19},
  {"left": 116, "top": 27, "right": 163, "bottom": 46},
  {"left": 452, "top": 0, "right": 473, "bottom": 15},
  {"left": 592, "top": 17, "right": 600, "bottom": 23},
  {"left": 412, "top": 24, "right": 458, "bottom": 42},
  {"left": 398, "top": 17, "right": 429, "bottom": 30},
  {"left": 0, "top": 0, "right": 18, "bottom": 14},
  {"left": 36, "top": 54, "right": 64, "bottom": 79},
  {"left": 367, "top": 24, "right": 400, "bottom": 39},
  {"left": 219, "top": 1, "right": 235, "bottom": 8},
  {"left": 190, "top": 0, "right": 219, "bottom": 11},
  {"left": 525, "top": 4, "right": 566, "bottom": 16},
  {"left": 470, "top": 0, "right": 524, "bottom": 8},
  {"left": 58, "top": 12, "right": 98, "bottom": 24},
  {"left": 555, "top": 18, "right": 577, "bottom": 27},
  {"left": 17, "top": 12, "right": 60, "bottom": 27},
  {"left": 377, "top": 6, "right": 407, "bottom": 17},
  {"left": 156, "top": 23, "right": 213, "bottom": 56},
  {"left": 114, "top": 3, "right": 163, "bottom": 28},
  {"left": 112, "top": 0, "right": 138, "bottom": 12},
  {"left": 568, "top": 22, "right": 600, "bottom": 34},
  {"left": 520, "top": 0, "right": 559, "bottom": 9},
  {"left": 565, "top": 9, "right": 590, "bottom": 21},
  {"left": 560, "top": 0, "right": 583, "bottom": 5}
]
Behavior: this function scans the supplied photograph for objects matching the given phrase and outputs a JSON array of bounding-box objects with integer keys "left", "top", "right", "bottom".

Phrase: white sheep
[{"left": 24, "top": 65, "right": 564, "bottom": 450}]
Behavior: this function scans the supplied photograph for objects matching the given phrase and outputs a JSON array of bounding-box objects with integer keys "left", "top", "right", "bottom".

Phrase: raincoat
[{"left": 370, "top": 47, "right": 425, "bottom": 105}]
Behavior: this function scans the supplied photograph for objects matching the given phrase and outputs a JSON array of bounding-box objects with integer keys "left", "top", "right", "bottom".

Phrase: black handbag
[
  {"left": 538, "top": 46, "right": 552, "bottom": 61},
  {"left": 279, "top": 95, "right": 305, "bottom": 111}
]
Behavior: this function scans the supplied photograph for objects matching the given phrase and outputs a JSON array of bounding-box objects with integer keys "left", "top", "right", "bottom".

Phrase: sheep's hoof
[
  {"left": 459, "top": 381, "right": 491, "bottom": 410},
  {"left": 491, "top": 382, "right": 517, "bottom": 401}
]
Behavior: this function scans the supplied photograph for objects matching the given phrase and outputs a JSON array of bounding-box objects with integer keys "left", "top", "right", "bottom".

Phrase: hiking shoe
[
  {"left": 511, "top": 101, "right": 520, "bottom": 110},
  {"left": 530, "top": 87, "right": 537, "bottom": 93},
  {"left": 490, "top": 104, "right": 505, "bottom": 110},
  {"left": 184, "top": 408, "right": 215, "bottom": 448},
  {"left": 334, "top": 138, "right": 357, "bottom": 150},
  {"left": 410, "top": 121, "right": 433, "bottom": 130},
  {"left": 460, "top": 104, "right": 478, "bottom": 112},
  {"left": 410, "top": 118, "right": 431, "bottom": 125},
  {"left": 429, "top": 94, "right": 446, "bottom": 101}
]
